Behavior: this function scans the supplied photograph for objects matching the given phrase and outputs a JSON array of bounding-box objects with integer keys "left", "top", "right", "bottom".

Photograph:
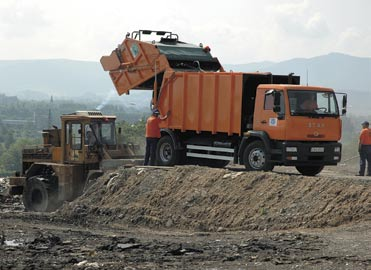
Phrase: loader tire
[
  {"left": 295, "top": 165, "right": 324, "bottom": 176},
  {"left": 156, "top": 136, "right": 177, "bottom": 166},
  {"left": 243, "top": 141, "right": 274, "bottom": 171},
  {"left": 22, "top": 176, "right": 59, "bottom": 212}
]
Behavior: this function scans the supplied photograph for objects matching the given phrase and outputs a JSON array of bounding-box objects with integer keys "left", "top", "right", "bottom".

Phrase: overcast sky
[{"left": 0, "top": 0, "right": 370, "bottom": 64}]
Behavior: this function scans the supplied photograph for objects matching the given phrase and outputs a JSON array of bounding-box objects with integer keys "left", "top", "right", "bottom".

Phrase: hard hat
[{"left": 361, "top": 121, "right": 369, "bottom": 126}]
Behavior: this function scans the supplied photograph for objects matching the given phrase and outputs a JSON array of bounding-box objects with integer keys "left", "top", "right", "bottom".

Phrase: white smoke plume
[{"left": 96, "top": 89, "right": 116, "bottom": 111}]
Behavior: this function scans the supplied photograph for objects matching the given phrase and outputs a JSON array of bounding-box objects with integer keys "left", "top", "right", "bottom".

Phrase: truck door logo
[{"left": 269, "top": 118, "right": 278, "bottom": 127}]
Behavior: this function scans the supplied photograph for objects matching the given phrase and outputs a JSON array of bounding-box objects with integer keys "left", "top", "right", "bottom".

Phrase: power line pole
[{"left": 48, "top": 96, "right": 53, "bottom": 129}]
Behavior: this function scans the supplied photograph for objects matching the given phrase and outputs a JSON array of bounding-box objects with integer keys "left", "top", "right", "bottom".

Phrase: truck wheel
[
  {"left": 295, "top": 166, "right": 324, "bottom": 176},
  {"left": 243, "top": 141, "right": 274, "bottom": 171},
  {"left": 157, "top": 136, "right": 177, "bottom": 166},
  {"left": 22, "top": 176, "right": 59, "bottom": 212}
]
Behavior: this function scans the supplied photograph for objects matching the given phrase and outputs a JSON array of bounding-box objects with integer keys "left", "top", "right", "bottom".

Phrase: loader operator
[
  {"left": 144, "top": 109, "right": 169, "bottom": 166},
  {"left": 357, "top": 121, "right": 371, "bottom": 176},
  {"left": 85, "top": 126, "right": 97, "bottom": 146}
]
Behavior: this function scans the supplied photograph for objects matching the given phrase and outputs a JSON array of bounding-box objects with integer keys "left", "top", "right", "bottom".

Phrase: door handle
[{"left": 261, "top": 120, "right": 267, "bottom": 124}]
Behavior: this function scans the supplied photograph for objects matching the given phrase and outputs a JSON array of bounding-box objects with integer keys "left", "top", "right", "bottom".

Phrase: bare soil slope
[{"left": 59, "top": 166, "right": 371, "bottom": 231}]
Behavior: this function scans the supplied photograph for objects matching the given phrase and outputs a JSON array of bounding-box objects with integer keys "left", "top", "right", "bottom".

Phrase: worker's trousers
[
  {"left": 144, "top": 137, "right": 159, "bottom": 166},
  {"left": 359, "top": 145, "right": 371, "bottom": 176}
]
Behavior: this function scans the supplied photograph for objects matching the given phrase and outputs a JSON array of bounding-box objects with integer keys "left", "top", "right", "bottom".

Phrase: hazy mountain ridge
[
  {"left": 225, "top": 53, "right": 371, "bottom": 91},
  {"left": 0, "top": 59, "right": 110, "bottom": 98},
  {"left": 0, "top": 59, "right": 151, "bottom": 108},
  {"left": 0, "top": 53, "right": 370, "bottom": 115}
]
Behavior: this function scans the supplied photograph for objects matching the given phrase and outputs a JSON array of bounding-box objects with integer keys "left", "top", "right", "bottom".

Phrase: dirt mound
[
  {"left": 0, "top": 178, "right": 8, "bottom": 196},
  {"left": 0, "top": 178, "right": 24, "bottom": 211},
  {"left": 0, "top": 178, "right": 23, "bottom": 211},
  {"left": 58, "top": 166, "right": 371, "bottom": 231}
]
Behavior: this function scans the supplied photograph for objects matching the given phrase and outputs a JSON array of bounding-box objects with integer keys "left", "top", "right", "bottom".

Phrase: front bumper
[{"left": 278, "top": 141, "right": 341, "bottom": 166}]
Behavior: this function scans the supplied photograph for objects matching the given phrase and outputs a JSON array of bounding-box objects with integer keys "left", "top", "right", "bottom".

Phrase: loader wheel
[
  {"left": 22, "top": 176, "right": 59, "bottom": 212},
  {"left": 243, "top": 141, "right": 274, "bottom": 171},
  {"left": 157, "top": 136, "right": 177, "bottom": 166},
  {"left": 295, "top": 165, "right": 324, "bottom": 176}
]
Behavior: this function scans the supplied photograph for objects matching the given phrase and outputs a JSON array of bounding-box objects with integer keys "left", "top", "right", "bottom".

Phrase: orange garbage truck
[{"left": 101, "top": 30, "right": 347, "bottom": 176}]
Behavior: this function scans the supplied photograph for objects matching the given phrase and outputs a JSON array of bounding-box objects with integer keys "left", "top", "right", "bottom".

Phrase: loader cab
[{"left": 61, "top": 111, "right": 116, "bottom": 164}]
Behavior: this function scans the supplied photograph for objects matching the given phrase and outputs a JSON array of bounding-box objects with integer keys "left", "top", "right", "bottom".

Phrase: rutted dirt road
[{"left": 1, "top": 165, "right": 371, "bottom": 269}]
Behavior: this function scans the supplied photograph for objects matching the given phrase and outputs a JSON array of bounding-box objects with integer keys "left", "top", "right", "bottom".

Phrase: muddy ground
[{"left": 1, "top": 164, "right": 371, "bottom": 269}]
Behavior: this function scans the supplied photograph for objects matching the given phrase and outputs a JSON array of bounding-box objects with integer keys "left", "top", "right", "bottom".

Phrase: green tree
[
  {"left": 117, "top": 118, "right": 146, "bottom": 153},
  {"left": 0, "top": 137, "right": 40, "bottom": 176}
]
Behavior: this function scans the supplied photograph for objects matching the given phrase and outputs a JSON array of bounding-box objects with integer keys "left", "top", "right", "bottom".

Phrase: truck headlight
[
  {"left": 334, "top": 147, "right": 341, "bottom": 153},
  {"left": 286, "top": 147, "right": 297, "bottom": 152}
]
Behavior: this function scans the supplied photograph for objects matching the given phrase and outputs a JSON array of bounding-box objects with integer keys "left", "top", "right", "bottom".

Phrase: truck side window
[
  {"left": 71, "top": 123, "right": 82, "bottom": 150},
  {"left": 264, "top": 94, "right": 274, "bottom": 110},
  {"left": 265, "top": 91, "right": 285, "bottom": 113}
]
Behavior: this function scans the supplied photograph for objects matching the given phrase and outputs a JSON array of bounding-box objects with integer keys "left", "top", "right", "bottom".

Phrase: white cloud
[
  {"left": 305, "top": 12, "right": 329, "bottom": 37},
  {"left": 336, "top": 28, "right": 371, "bottom": 57},
  {"left": 0, "top": 0, "right": 369, "bottom": 62},
  {"left": 0, "top": 0, "right": 48, "bottom": 38},
  {"left": 270, "top": 0, "right": 329, "bottom": 38}
]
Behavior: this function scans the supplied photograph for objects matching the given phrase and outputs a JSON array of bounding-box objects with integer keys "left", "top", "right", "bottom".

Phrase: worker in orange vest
[
  {"left": 144, "top": 109, "right": 170, "bottom": 166},
  {"left": 357, "top": 121, "right": 371, "bottom": 176}
]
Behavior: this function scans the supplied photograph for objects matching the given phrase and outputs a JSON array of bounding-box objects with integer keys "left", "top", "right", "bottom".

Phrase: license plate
[{"left": 311, "top": 147, "right": 324, "bottom": 153}]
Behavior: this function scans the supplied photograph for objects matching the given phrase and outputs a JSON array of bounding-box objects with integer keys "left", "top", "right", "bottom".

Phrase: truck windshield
[{"left": 288, "top": 90, "right": 339, "bottom": 117}]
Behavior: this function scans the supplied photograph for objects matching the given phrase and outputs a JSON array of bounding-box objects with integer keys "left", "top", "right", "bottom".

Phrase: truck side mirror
[
  {"left": 265, "top": 89, "right": 282, "bottom": 114},
  {"left": 342, "top": 95, "right": 347, "bottom": 115},
  {"left": 273, "top": 105, "right": 281, "bottom": 113},
  {"left": 273, "top": 92, "right": 281, "bottom": 113}
]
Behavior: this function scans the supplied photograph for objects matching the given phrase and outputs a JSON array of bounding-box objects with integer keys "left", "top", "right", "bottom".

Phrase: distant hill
[
  {"left": 0, "top": 59, "right": 151, "bottom": 108},
  {"left": 225, "top": 53, "right": 371, "bottom": 92},
  {"left": 0, "top": 59, "right": 110, "bottom": 97},
  {"left": 0, "top": 53, "right": 370, "bottom": 115}
]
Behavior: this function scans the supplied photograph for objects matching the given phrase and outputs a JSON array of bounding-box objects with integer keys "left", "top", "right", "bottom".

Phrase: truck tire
[
  {"left": 157, "top": 136, "right": 177, "bottom": 166},
  {"left": 295, "top": 165, "right": 324, "bottom": 176},
  {"left": 22, "top": 176, "right": 59, "bottom": 212},
  {"left": 243, "top": 141, "right": 274, "bottom": 171}
]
